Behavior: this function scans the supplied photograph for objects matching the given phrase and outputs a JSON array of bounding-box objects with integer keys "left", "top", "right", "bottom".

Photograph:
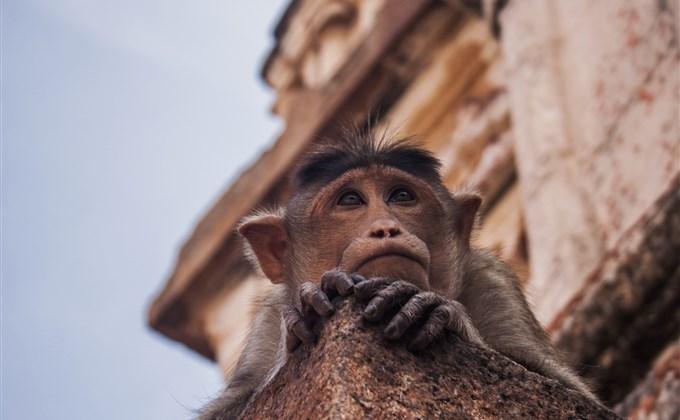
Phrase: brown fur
[{"left": 198, "top": 133, "right": 596, "bottom": 419}]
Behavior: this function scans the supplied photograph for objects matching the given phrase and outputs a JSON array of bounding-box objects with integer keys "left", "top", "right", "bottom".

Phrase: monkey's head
[{"left": 239, "top": 132, "right": 480, "bottom": 294}]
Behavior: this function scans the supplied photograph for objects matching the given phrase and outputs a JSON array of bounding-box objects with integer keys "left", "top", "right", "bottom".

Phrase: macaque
[{"left": 199, "top": 132, "right": 596, "bottom": 419}]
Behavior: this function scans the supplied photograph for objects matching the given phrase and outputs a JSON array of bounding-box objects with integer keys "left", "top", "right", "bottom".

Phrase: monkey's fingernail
[
  {"left": 384, "top": 325, "right": 398, "bottom": 339},
  {"left": 336, "top": 280, "right": 352, "bottom": 296},
  {"left": 287, "top": 340, "right": 300, "bottom": 352},
  {"left": 364, "top": 305, "right": 377, "bottom": 319},
  {"left": 322, "top": 303, "right": 335, "bottom": 316},
  {"left": 351, "top": 273, "right": 366, "bottom": 284}
]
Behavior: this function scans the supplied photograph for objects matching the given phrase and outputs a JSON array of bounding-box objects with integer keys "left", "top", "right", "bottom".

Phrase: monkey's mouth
[
  {"left": 357, "top": 252, "right": 425, "bottom": 271},
  {"left": 339, "top": 237, "right": 431, "bottom": 285},
  {"left": 351, "top": 241, "right": 429, "bottom": 275}
]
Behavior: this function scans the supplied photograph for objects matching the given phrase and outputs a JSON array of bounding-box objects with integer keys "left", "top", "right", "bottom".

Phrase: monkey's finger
[
  {"left": 351, "top": 273, "right": 367, "bottom": 284},
  {"left": 300, "top": 282, "right": 335, "bottom": 317},
  {"left": 382, "top": 291, "right": 444, "bottom": 337},
  {"left": 283, "top": 306, "right": 316, "bottom": 351},
  {"left": 385, "top": 290, "right": 446, "bottom": 340},
  {"left": 443, "top": 301, "right": 486, "bottom": 347},
  {"left": 353, "top": 277, "right": 391, "bottom": 301},
  {"left": 364, "top": 280, "right": 421, "bottom": 322},
  {"left": 321, "top": 270, "right": 354, "bottom": 298},
  {"left": 408, "top": 305, "right": 449, "bottom": 351},
  {"left": 286, "top": 330, "right": 302, "bottom": 352},
  {"left": 290, "top": 321, "right": 316, "bottom": 346}
]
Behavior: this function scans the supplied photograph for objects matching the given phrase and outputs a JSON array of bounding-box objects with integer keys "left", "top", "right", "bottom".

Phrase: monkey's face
[
  {"left": 239, "top": 165, "right": 476, "bottom": 294},
  {"left": 291, "top": 166, "right": 452, "bottom": 290}
]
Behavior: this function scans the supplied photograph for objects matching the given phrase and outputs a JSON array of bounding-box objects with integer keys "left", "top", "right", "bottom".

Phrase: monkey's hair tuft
[{"left": 293, "top": 127, "right": 442, "bottom": 191}]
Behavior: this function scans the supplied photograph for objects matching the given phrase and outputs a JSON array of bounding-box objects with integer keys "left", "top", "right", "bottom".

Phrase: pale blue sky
[{"left": 2, "top": 1, "right": 287, "bottom": 418}]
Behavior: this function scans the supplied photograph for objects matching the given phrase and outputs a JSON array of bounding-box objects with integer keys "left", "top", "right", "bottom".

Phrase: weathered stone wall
[
  {"left": 150, "top": 1, "right": 680, "bottom": 415},
  {"left": 616, "top": 339, "right": 680, "bottom": 420},
  {"left": 501, "top": 0, "right": 680, "bottom": 325}
]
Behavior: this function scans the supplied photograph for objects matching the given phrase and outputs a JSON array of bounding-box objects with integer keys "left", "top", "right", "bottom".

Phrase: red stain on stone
[
  {"left": 620, "top": 185, "right": 631, "bottom": 198},
  {"left": 638, "top": 88, "right": 654, "bottom": 104}
]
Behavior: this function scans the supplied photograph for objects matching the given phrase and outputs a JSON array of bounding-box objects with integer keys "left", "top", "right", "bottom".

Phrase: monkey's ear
[
  {"left": 238, "top": 214, "right": 288, "bottom": 284},
  {"left": 455, "top": 193, "right": 482, "bottom": 246}
]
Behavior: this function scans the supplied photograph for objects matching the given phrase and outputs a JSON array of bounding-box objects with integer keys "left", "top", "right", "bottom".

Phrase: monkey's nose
[{"left": 368, "top": 219, "right": 402, "bottom": 239}]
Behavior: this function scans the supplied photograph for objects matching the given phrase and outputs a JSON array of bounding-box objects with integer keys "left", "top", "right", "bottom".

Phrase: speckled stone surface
[{"left": 241, "top": 300, "right": 620, "bottom": 419}]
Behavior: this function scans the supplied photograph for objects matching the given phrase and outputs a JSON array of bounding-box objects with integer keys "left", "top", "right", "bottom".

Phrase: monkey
[{"left": 198, "top": 131, "right": 597, "bottom": 419}]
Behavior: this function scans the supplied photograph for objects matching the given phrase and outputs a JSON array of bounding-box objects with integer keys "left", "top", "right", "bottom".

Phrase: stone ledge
[{"left": 241, "top": 300, "right": 620, "bottom": 419}]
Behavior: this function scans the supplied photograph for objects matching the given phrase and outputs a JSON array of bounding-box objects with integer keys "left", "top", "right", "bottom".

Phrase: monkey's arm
[
  {"left": 459, "top": 251, "right": 598, "bottom": 401},
  {"left": 197, "top": 287, "right": 287, "bottom": 420},
  {"left": 199, "top": 272, "right": 358, "bottom": 420}
]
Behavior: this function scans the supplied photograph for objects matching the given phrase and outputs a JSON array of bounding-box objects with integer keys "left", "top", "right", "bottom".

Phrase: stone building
[{"left": 149, "top": 1, "right": 680, "bottom": 417}]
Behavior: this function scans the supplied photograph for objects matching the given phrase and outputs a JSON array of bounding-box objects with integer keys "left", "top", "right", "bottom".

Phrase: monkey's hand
[
  {"left": 284, "top": 270, "right": 362, "bottom": 352},
  {"left": 354, "top": 278, "right": 486, "bottom": 351}
]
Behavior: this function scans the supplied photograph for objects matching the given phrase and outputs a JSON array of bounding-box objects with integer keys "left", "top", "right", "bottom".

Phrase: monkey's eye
[
  {"left": 387, "top": 188, "right": 415, "bottom": 203},
  {"left": 337, "top": 191, "right": 365, "bottom": 206}
]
